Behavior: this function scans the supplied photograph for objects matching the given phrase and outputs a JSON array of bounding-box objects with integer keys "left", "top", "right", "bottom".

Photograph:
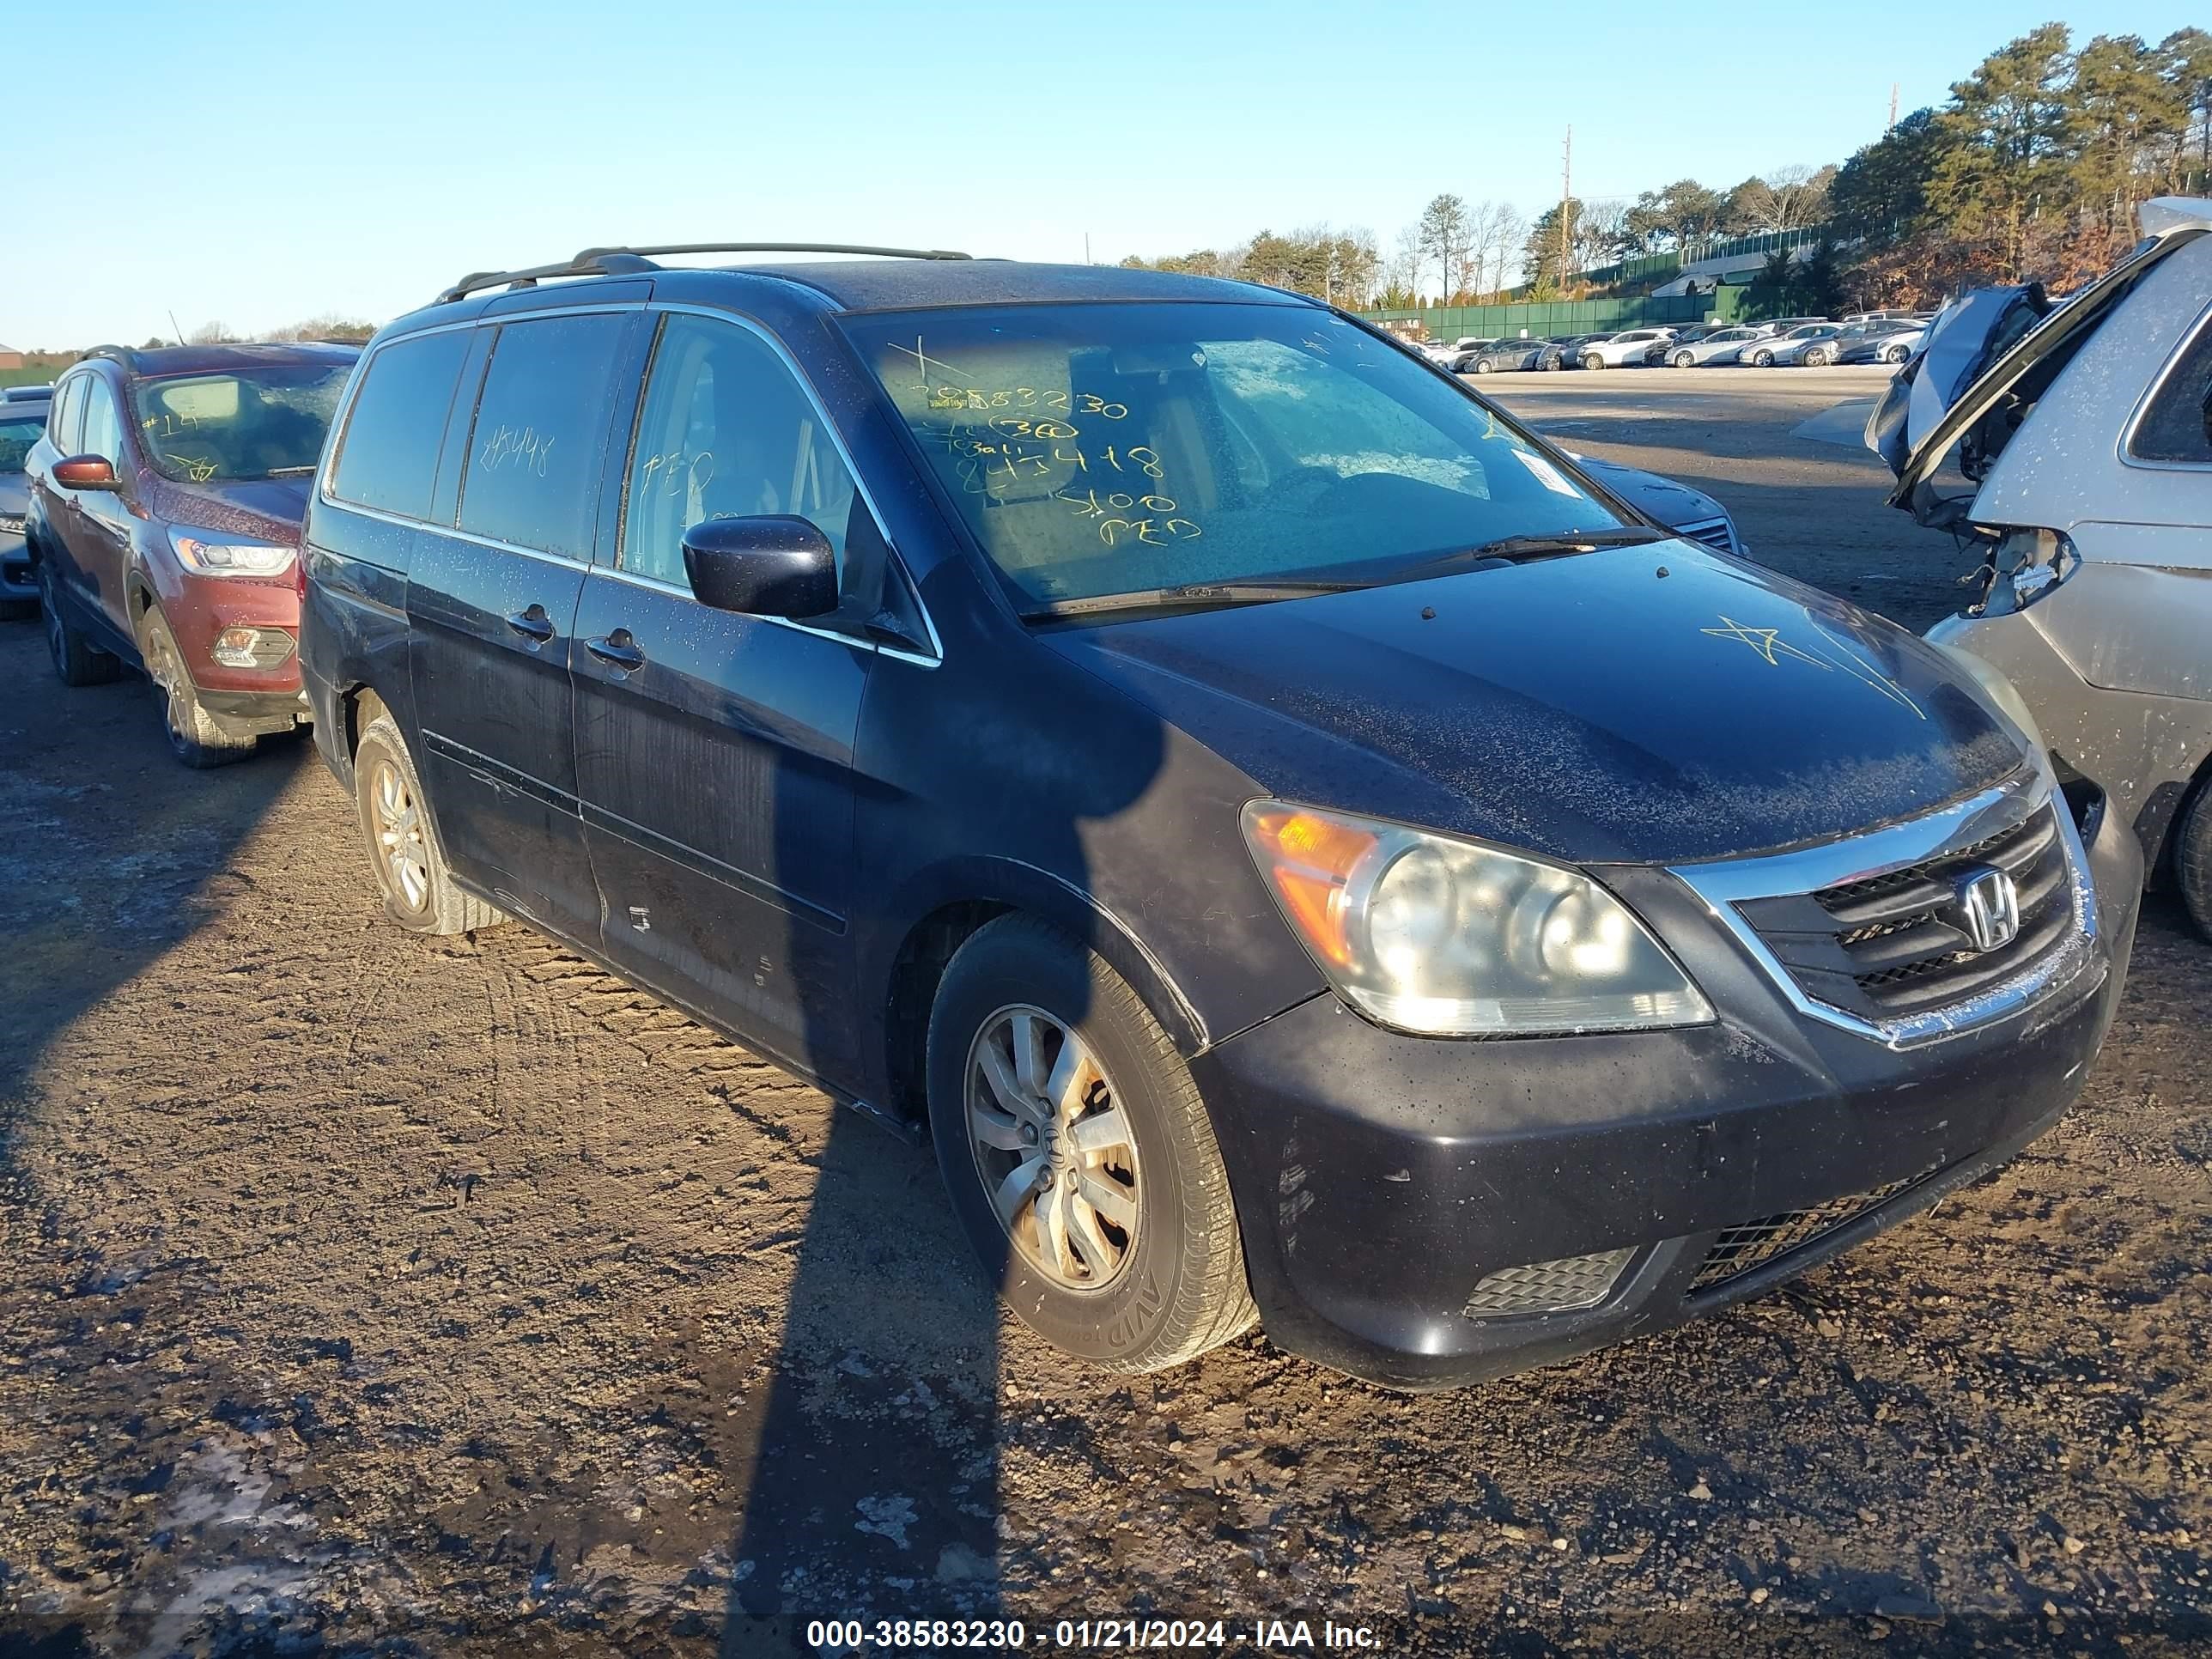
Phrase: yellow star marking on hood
[{"left": 1699, "top": 616, "right": 1832, "bottom": 670}]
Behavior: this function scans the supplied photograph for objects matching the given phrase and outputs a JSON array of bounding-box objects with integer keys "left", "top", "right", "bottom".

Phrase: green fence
[{"left": 1363, "top": 287, "right": 1749, "bottom": 343}]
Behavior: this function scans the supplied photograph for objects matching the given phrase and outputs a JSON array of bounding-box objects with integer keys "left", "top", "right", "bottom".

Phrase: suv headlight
[
  {"left": 169, "top": 526, "right": 295, "bottom": 578},
  {"left": 1242, "top": 802, "right": 1712, "bottom": 1036}
]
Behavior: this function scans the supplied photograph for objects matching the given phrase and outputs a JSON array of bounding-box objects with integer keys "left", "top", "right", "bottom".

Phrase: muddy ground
[{"left": 3, "top": 368, "right": 2209, "bottom": 1658}]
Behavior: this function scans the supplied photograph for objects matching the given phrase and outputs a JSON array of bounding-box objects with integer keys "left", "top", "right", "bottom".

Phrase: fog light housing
[
  {"left": 1462, "top": 1248, "right": 1635, "bottom": 1319},
  {"left": 210, "top": 626, "right": 296, "bottom": 670}
]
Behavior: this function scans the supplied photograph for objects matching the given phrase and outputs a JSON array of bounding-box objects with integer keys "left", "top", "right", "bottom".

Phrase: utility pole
[
  {"left": 1888, "top": 82, "right": 1899, "bottom": 131},
  {"left": 1559, "top": 125, "right": 1572, "bottom": 290}
]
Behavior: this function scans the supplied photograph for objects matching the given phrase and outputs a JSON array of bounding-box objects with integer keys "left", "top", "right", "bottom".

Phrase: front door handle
[
  {"left": 504, "top": 605, "right": 556, "bottom": 643},
  {"left": 585, "top": 629, "right": 645, "bottom": 672}
]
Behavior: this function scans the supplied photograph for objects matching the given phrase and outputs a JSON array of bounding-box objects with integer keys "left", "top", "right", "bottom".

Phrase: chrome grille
[
  {"left": 1734, "top": 803, "right": 2071, "bottom": 1022},
  {"left": 1674, "top": 516, "right": 1737, "bottom": 556}
]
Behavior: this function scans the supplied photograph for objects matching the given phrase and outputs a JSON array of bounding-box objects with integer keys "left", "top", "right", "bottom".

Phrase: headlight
[
  {"left": 1241, "top": 802, "right": 1712, "bottom": 1036},
  {"left": 169, "top": 526, "right": 295, "bottom": 578},
  {"left": 1929, "top": 640, "right": 2045, "bottom": 754}
]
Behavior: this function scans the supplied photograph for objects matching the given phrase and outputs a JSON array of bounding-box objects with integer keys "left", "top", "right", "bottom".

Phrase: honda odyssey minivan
[{"left": 301, "top": 244, "right": 2141, "bottom": 1389}]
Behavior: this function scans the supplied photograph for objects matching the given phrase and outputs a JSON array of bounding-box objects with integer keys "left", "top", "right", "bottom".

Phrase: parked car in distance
[
  {"left": 1441, "top": 337, "right": 1501, "bottom": 372},
  {"left": 0, "top": 386, "right": 52, "bottom": 617},
  {"left": 1656, "top": 325, "right": 1772, "bottom": 368},
  {"left": 1567, "top": 450, "right": 1747, "bottom": 556},
  {"left": 23, "top": 343, "right": 357, "bottom": 764},
  {"left": 1639, "top": 324, "right": 1728, "bottom": 363},
  {"left": 1744, "top": 323, "right": 1848, "bottom": 367},
  {"left": 302, "top": 243, "right": 2137, "bottom": 1390},
  {"left": 1535, "top": 333, "right": 1601, "bottom": 370},
  {"left": 1577, "top": 328, "right": 1675, "bottom": 369},
  {"left": 1838, "top": 319, "right": 1928, "bottom": 365},
  {"left": 1462, "top": 338, "right": 1547, "bottom": 374},
  {"left": 1872, "top": 194, "right": 2212, "bottom": 940}
]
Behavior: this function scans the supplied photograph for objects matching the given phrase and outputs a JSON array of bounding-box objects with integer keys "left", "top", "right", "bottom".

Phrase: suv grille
[
  {"left": 1733, "top": 803, "right": 2070, "bottom": 1022},
  {"left": 1688, "top": 1170, "right": 1933, "bottom": 1294}
]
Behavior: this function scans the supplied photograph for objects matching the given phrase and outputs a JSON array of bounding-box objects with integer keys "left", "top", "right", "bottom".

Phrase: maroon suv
[{"left": 26, "top": 343, "right": 358, "bottom": 765}]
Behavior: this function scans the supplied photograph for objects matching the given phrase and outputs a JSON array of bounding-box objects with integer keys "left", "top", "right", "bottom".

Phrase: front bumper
[{"left": 1192, "top": 787, "right": 2141, "bottom": 1389}]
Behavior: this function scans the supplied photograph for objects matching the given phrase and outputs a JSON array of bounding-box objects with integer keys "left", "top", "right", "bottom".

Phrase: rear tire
[
  {"left": 137, "top": 605, "right": 258, "bottom": 769},
  {"left": 2175, "top": 780, "right": 2212, "bottom": 945},
  {"left": 40, "top": 561, "right": 123, "bottom": 687},
  {"left": 353, "top": 711, "right": 507, "bottom": 934},
  {"left": 926, "top": 915, "right": 1257, "bottom": 1373}
]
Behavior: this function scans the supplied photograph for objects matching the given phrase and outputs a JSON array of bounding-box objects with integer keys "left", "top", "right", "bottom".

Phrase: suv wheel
[
  {"left": 2175, "top": 779, "right": 2212, "bottom": 944},
  {"left": 137, "top": 605, "right": 258, "bottom": 768},
  {"left": 1581, "top": 353, "right": 1604, "bottom": 371},
  {"left": 353, "top": 710, "right": 507, "bottom": 934},
  {"left": 40, "top": 561, "right": 122, "bottom": 687},
  {"left": 927, "top": 915, "right": 1256, "bottom": 1372}
]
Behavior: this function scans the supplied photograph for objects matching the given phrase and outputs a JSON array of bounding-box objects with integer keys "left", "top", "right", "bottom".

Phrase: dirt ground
[{"left": 3, "top": 368, "right": 2209, "bottom": 1658}]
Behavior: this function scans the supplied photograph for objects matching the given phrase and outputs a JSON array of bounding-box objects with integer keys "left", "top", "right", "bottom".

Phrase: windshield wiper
[
  {"left": 264, "top": 465, "right": 318, "bottom": 477},
  {"left": 1388, "top": 526, "right": 1668, "bottom": 581},
  {"left": 1020, "top": 580, "right": 1364, "bottom": 622}
]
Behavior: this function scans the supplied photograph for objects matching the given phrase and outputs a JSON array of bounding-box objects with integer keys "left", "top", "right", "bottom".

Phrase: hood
[
  {"left": 1876, "top": 200, "right": 2211, "bottom": 512},
  {"left": 1043, "top": 543, "right": 2027, "bottom": 866},
  {"left": 149, "top": 474, "right": 313, "bottom": 546},
  {"left": 1570, "top": 453, "right": 1728, "bottom": 532}
]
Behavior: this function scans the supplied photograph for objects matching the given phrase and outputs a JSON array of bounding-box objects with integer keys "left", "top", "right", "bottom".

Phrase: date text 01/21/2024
[{"left": 802, "top": 1618, "right": 1384, "bottom": 1650}]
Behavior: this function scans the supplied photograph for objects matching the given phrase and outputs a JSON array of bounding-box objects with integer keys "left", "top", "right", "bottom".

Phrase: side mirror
[
  {"left": 52, "top": 453, "right": 119, "bottom": 492},
  {"left": 681, "top": 515, "right": 838, "bottom": 620}
]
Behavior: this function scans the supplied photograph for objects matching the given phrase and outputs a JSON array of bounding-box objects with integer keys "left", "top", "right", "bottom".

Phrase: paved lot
[{"left": 3, "top": 373, "right": 2209, "bottom": 1658}]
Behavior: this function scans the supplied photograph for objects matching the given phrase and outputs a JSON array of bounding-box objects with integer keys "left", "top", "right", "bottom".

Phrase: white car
[
  {"left": 1575, "top": 328, "right": 1674, "bottom": 369},
  {"left": 1741, "top": 323, "right": 1847, "bottom": 367},
  {"left": 1441, "top": 337, "right": 1501, "bottom": 371},
  {"left": 1837, "top": 320, "right": 1927, "bottom": 365},
  {"left": 1656, "top": 325, "right": 1776, "bottom": 368}
]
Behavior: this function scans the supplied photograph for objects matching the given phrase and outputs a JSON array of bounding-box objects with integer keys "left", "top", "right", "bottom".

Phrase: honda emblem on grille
[{"left": 1956, "top": 866, "right": 2021, "bottom": 952}]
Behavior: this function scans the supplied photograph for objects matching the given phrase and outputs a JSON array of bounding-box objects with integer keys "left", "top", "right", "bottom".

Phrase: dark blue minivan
[{"left": 300, "top": 245, "right": 2141, "bottom": 1389}]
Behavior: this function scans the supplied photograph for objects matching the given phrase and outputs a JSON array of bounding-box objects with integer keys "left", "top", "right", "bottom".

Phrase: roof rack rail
[{"left": 434, "top": 242, "right": 974, "bottom": 306}]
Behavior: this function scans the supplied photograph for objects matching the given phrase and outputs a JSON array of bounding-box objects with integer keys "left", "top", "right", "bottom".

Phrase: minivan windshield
[
  {"left": 843, "top": 303, "right": 1632, "bottom": 609},
  {"left": 130, "top": 366, "right": 349, "bottom": 484}
]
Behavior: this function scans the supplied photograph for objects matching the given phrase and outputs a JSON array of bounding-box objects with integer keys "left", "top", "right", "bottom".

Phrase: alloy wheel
[
  {"left": 1673, "top": 350, "right": 1693, "bottom": 368},
  {"left": 369, "top": 757, "right": 432, "bottom": 913},
  {"left": 965, "top": 1005, "right": 1140, "bottom": 1293}
]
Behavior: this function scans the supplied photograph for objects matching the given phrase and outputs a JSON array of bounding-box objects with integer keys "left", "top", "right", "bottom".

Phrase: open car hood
[{"left": 1872, "top": 197, "right": 2212, "bottom": 528}]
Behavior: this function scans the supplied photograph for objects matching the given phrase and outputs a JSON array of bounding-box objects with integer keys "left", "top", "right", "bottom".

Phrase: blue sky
[{"left": 5, "top": 2, "right": 2199, "bottom": 347}]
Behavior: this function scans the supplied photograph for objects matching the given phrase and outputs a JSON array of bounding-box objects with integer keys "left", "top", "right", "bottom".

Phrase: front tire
[
  {"left": 1751, "top": 349, "right": 1775, "bottom": 368},
  {"left": 137, "top": 605, "right": 258, "bottom": 769},
  {"left": 1804, "top": 346, "right": 1832, "bottom": 367},
  {"left": 1883, "top": 343, "right": 1908, "bottom": 364},
  {"left": 1581, "top": 353, "right": 1604, "bottom": 371},
  {"left": 353, "top": 711, "right": 507, "bottom": 934},
  {"left": 1671, "top": 349, "right": 1694, "bottom": 368},
  {"left": 1472, "top": 358, "right": 1492, "bottom": 374},
  {"left": 2174, "top": 779, "right": 2212, "bottom": 944},
  {"left": 927, "top": 915, "right": 1256, "bottom": 1373},
  {"left": 40, "top": 561, "right": 122, "bottom": 687}
]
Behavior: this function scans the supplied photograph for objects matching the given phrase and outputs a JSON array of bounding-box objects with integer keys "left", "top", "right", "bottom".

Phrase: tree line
[{"left": 1118, "top": 22, "right": 2211, "bottom": 311}]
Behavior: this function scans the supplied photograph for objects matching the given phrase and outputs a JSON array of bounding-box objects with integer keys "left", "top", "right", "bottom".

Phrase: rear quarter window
[
  {"left": 2129, "top": 310, "right": 2212, "bottom": 466},
  {"left": 331, "top": 331, "right": 472, "bottom": 520},
  {"left": 457, "top": 313, "right": 631, "bottom": 558}
]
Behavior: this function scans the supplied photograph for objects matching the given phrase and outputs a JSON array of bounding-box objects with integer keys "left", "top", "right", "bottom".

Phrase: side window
[
  {"left": 331, "top": 330, "right": 473, "bottom": 520},
  {"left": 2130, "top": 312, "right": 2212, "bottom": 466},
  {"left": 79, "top": 379, "right": 123, "bottom": 467},
  {"left": 458, "top": 313, "right": 630, "bottom": 558},
  {"left": 619, "top": 314, "right": 860, "bottom": 590},
  {"left": 51, "top": 376, "right": 83, "bottom": 453}
]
